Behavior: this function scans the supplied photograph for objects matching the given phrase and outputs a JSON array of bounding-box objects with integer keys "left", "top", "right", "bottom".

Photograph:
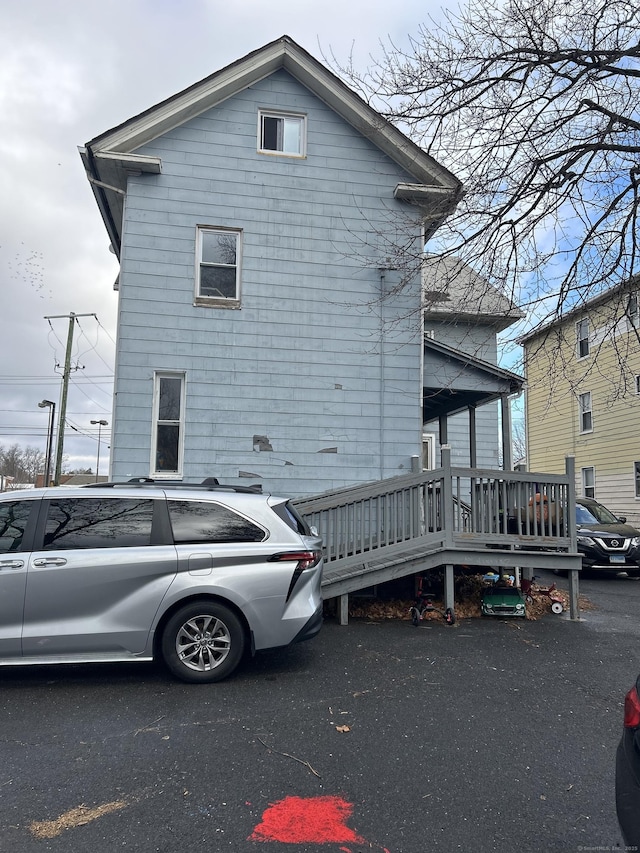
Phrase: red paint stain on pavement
[{"left": 248, "top": 795, "right": 366, "bottom": 845}]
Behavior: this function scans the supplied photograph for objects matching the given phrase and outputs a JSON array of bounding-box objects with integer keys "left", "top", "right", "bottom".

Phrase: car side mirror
[
  {"left": 309, "top": 525, "right": 318, "bottom": 537},
  {"left": 618, "top": 516, "right": 626, "bottom": 524}
]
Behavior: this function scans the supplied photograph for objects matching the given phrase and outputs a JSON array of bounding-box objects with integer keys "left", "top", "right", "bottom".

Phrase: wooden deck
[{"left": 294, "top": 449, "right": 581, "bottom": 621}]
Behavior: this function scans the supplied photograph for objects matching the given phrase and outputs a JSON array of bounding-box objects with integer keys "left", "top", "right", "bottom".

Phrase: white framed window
[
  {"left": 151, "top": 372, "right": 185, "bottom": 478},
  {"left": 258, "top": 110, "right": 306, "bottom": 157},
  {"left": 196, "top": 227, "right": 241, "bottom": 306},
  {"left": 581, "top": 466, "right": 595, "bottom": 499},
  {"left": 627, "top": 292, "right": 639, "bottom": 327},
  {"left": 578, "top": 391, "right": 593, "bottom": 433},
  {"left": 635, "top": 375, "right": 640, "bottom": 395},
  {"left": 576, "top": 318, "right": 589, "bottom": 358}
]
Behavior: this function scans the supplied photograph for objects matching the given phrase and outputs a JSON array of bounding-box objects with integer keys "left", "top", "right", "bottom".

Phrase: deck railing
[{"left": 294, "top": 448, "right": 577, "bottom": 570}]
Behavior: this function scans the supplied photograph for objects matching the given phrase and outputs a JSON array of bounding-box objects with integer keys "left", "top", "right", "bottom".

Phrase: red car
[{"left": 615, "top": 674, "right": 640, "bottom": 846}]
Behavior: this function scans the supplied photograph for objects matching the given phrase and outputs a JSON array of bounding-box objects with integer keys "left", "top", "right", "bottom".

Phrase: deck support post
[
  {"left": 568, "top": 569, "right": 580, "bottom": 620},
  {"left": 338, "top": 594, "right": 349, "bottom": 626},
  {"left": 444, "top": 563, "right": 455, "bottom": 613},
  {"left": 565, "top": 455, "right": 580, "bottom": 619}
]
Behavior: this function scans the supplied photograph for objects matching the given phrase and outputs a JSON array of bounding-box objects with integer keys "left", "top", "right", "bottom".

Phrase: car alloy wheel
[{"left": 161, "top": 601, "right": 245, "bottom": 683}]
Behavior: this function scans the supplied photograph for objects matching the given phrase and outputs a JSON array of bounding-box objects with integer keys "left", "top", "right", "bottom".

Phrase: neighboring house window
[
  {"left": 578, "top": 391, "right": 593, "bottom": 433},
  {"left": 635, "top": 375, "right": 640, "bottom": 395},
  {"left": 635, "top": 462, "right": 640, "bottom": 498},
  {"left": 258, "top": 110, "right": 306, "bottom": 156},
  {"left": 576, "top": 318, "right": 589, "bottom": 358},
  {"left": 196, "top": 227, "right": 241, "bottom": 306},
  {"left": 581, "top": 466, "right": 595, "bottom": 499},
  {"left": 152, "top": 372, "right": 185, "bottom": 477},
  {"left": 628, "top": 292, "right": 639, "bottom": 327}
]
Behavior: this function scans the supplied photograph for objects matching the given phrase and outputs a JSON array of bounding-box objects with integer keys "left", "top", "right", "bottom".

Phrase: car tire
[{"left": 161, "top": 601, "right": 246, "bottom": 683}]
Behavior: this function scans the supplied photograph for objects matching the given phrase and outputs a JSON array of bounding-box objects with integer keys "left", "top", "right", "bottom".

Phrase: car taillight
[
  {"left": 268, "top": 551, "right": 322, "bottom": 570},
  {"left": 268, "top": 551, "right": 322, "bottom": 601},
  {"left": 623, "top": 686, "right": 640, "bottom": 728}
]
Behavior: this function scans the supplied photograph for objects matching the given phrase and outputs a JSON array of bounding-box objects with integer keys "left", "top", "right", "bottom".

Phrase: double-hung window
[
  {"left": 627, "top": 292, "right": 639, "bottom": 327},
  {"left": 576, "top": 318, "right": 589, "bottom": 358},
  {"left": 258, "top": 110, "right": 306, "bottom": 157},
  {"left": 578, "top": 391, "right": 593, "bottom": 433},
  {"left": 196, "top": 227, "right": 241, "bottom": 306},
  {"left": 581, "top": 466, "right": 595, "bottom": 499},
  {"left": 152, "top": 372, "right": 185, "bottom": 477},
  {"left": 635, "top": 462, "right": 640, "bottom": 499}
]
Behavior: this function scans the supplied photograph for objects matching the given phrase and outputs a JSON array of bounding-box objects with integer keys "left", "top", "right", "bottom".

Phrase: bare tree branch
[{"left": 333, "top": 0, "right": 640, "bottom": 336}]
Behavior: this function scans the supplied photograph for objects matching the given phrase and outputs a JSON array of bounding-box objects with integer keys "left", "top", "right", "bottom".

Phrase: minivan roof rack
[{"left": 84, "top": 478, "right": 263, "bottom": 494}]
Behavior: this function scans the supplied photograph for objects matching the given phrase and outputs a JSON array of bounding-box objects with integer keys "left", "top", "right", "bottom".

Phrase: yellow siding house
[{"left": 522, "top": 279, "right": 640, "bottom": 524}]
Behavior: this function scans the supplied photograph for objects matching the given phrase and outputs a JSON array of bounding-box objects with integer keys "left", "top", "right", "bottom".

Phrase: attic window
[{"left": 258, "top": 111, "right": 306, "bottom": 157}]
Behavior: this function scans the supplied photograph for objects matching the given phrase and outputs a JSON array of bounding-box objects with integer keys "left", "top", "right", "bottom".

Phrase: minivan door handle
[
  {"left": 32, "top": 558, "right": 67, "bottom": 567},
  {"left": 0, "top": 559, "right": 24, "bottom": 570}
]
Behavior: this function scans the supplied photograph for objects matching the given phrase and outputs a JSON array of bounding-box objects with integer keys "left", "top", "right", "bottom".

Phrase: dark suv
[
  {"left": 0, "top": 480, "right": 323, "bottom": 683},
  {"left": 575, "top": 497, "right": 640, "bottom": 575}
]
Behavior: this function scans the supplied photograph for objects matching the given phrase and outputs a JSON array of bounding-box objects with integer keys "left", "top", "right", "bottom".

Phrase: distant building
[{"left": 522, "top": 277, "right": 640, "bottom": 523}]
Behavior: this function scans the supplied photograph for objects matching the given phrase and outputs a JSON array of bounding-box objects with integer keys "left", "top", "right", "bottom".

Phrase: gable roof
[
  {"left": 422, "top": 255, "right": 523, "bottom": 331},
  {"left": 79, "top": 35, "right": 463, "bottom": 256},
  {"left": 519, "top": 274, "right": 640, "bottom": 345}
]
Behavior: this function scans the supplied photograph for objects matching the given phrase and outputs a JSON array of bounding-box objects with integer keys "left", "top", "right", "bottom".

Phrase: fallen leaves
[
  {"left": 328, "top": 583, "right": 594, "bottom": 622},
  {"left": 29, "top": 801, "right": 127, "bottom": 839}
]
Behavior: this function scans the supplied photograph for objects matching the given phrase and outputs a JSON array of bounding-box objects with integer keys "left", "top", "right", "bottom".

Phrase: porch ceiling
[{"left": 423, "top": 337, "right": 523, "bottom": 421}]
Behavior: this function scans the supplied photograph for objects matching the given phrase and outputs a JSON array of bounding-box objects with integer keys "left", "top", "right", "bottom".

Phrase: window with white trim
[
  {"left": 628, "top": 292, "right": 639, "bottom": 327},
  {"left": 258, "top": 111, "right": 306, "bottom": 157},
  {"left": 635, "top": 375, "right": 640, "bottom": 395},
  {"left": 581, "top": 466, "right": 595, "bottom": 499},
  {"left": 578, "top": 391, "right": 593, "bottom": 433},
  {"left": 576, "top": 318, "right": 589, "bottom": 358},
  {"left": 152, "top": 372, "right": 185, "bottom": 477},
  {"left": 635, "top": 462, "right": 640, "bottom": 498},
  {"left": 196, "top": 227, "right": 241, "bottom": 306}
]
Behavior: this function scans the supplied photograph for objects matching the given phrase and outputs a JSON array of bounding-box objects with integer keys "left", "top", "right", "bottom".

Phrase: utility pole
[{"left": 45, "top": 312, "right": 96, "bottom": 485}]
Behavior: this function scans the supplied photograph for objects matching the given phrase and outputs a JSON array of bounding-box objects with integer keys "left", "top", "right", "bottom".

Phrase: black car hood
[{"left": 578, "top": 522, "right": 640, "bottom": 537}]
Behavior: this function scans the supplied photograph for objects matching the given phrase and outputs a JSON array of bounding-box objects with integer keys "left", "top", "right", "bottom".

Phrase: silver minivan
[{"left": 0, "top": 481, "right": 323, "bottom": 682}]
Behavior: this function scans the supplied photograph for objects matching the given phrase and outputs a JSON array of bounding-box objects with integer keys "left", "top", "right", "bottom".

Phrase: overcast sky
[{"left": 0, "top": 0, "right": 448, "bottom": 478}]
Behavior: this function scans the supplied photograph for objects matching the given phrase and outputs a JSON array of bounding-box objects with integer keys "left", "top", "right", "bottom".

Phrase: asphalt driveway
[{"left": 0, "top": 582, "right": 634, "bottom": 852}]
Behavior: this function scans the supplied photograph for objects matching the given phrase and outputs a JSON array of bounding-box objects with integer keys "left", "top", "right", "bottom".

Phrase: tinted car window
[
  {"left": 0, "top": 500, "right": 33, "bottom": 553},
  {"left": 272, "top": 501, "right": 311, "bottom": 535},
  {"left": 43, "top": 498, "right": 154, "bottom": 550},
  {"left": 168, "top": 500, "right": 266, "bottom": 543}
]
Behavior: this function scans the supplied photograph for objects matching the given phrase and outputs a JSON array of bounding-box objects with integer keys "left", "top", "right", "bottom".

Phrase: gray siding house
[{"left": 80, "top": 37, "right": 516, "bottom": 497}]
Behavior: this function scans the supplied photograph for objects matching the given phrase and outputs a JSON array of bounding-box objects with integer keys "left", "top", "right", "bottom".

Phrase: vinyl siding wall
[
  {"left": 111, "top": 70, "right": 425, "bottom": 496},
  {"left": 424, "top": 319, "right": 501, "bottom": 468}
]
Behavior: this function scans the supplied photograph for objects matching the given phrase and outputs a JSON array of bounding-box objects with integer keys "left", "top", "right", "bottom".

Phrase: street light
[
  {"left": 38, "top": 400, "right": 56, "bottom": 487},
  {"left": 90, "top": 419, "right": 108, "bottom": 482}
]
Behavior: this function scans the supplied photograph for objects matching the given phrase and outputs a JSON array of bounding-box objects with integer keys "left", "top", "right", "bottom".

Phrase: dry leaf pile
[{"left": 324, "top": 577, "right": 593, "bottom": 623}]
